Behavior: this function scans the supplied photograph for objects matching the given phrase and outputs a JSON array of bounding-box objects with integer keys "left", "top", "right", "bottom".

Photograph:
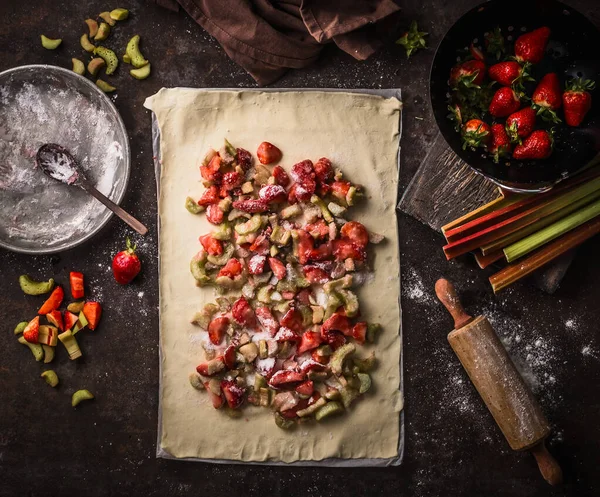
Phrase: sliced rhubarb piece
[
  {"left": 196, "top": 357, "right": 226, "bottom": 376},
  {"left": 69, "top": 272, "right": 84, "bottom": 299},
  {"left": 38, "top": 286, "right": 64, "bottom": 315},
  {"left": 82, "top": 302, "right": 102, "bottom": 330},
  {"left": 330, "top": 343, "right": 356, "bottom": 374},
  {"left": 46, "top": 310, "right": 64, "bottom": 331},
  {"left": 221, "top": 380, "right": 245, "bottom": 409},
  {"left": 23, "top": 316, "right": 40, "bottom": 344},
  {"left": 269, "top": 370, "right": 306, "bottom": 388},
  {"left": 208, "top": 316, "right": 229, "bottom": 345},
  {"left": 231, "top": 297, "right": 257, "bottom": 328},
  {"left": 297, "top": 331, "right": 323, "bottom": 354},
  {"left": 38, "top": 325, "right": 58, "bottom": 346},
  {"left": 203, "top": 381, "right": 224, "bottom": 408}
]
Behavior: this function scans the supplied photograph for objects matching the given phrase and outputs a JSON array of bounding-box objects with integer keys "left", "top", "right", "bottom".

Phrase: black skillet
[{"left": 430, "top": 0, "right": 600, "bottom": 192}]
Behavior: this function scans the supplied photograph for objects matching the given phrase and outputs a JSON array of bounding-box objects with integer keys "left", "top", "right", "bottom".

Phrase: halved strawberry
[
  {"left": 221, "top": 380, "right": 245, "bottom": 409},
  {"left": 257, "top": 142, "right": 282, "bottom": 165},
  {"left": 268, "top": 257, "right": 286, "bottom": 280},
  {"left": 305, "top": 219, "right": 329, "bottom": 239},
  {"left": 294, "top": 229, "right": 314, "bottom": 264},
  {"left": 313, "top": 157, "right": 333, "bottom": 184},
  {"left": 203, "top": 381, "right": 225, "bottom": 409},
  {"left": 231, "top": 297, "right": 257, "bottom": 328},
  {"left": 64, "top": 311, "right": 79, "bottom": 331},
  {"left": 331, "top": 181, "right": 351, "bottom": 201},
  {"left": 200, "top": 154, "right": 222, "bottom": 183},
  {"left": 248, "top": 254, "right": 266, "bottom": 275},
  {"left": 469, "top": 43, "right": 484, "bottom": 61},
  {"left": 320, "top": 329, "right": 346, "bottom": 349},
  {"left": 295, "top": 380, "right": 314, "bottom": 397},
  {"left": 272, "top": 165, "right": 290, "bottom": 187},
  {"left": 309, "top": 243, "right": 332, "bottom": 261},
  {"left": 218, "top": 258, "right": 243, "bottom": 279},
  {"left": 297, "top": 331, "right": 323, "bottom": 354},
  {"left": 199, "top": 234, "right": 223, "bottom": 256},
  {"left": 340, "top": 221, "right": 369, "bottom": 248},
  {"left": 208, "top": 316, "right": 229, "bottom": 345},
  {"left": 249, "top": 234, "right": 270, "bottom": 255},
  {"left": 82, "top": 302, "right": 102, "bottom": 330},
  {"left": 206, "top": 204, "right": 224, "bottom": 224},
  {"left": 69, "top": 272, "right": 84, "bottom": 299},
  {"left": 332, "top": 239, "right": 364, "bottom": 261},
  {"left": 46, "top": 310, "right": 64, "bottom": 331},
  {"left": 352, "top": 322, "right": 368, "bottom": 344},
  {"left": 290, "top": 160, "right": 315, "bottom": 183},
  {"left": 222, "top": 171, "right": 243, "bottom": 191},
  {"left": 274, "top": 327, "right": 300, "bottom": 342},
  {"left": 198, "top": 185, "right": 219, "bottom": 206},
  {"left": 38, "top": 286, "right": 64, "bottom": 315},
  {"left": 322, "top": 312, "right": 352, "bottom": 336},
  {"left": 259, "top": 185, "right": 286, "bottom": 204},
  {"left": 23, "top": 316, "right": 40, "bottom": 344},
  {"left": 303, "top": 266, "right": 330, "bottom": 284},
  {"left": 222, "top": 345, "right": 236, "bottom": 369},
  {"left": 196, "top": 356, "right": 226, "bottom": 376},
  {"left": 269, "top": 370, "right": 306, "bottom": 388},
  {"left": 280, "top": 308, "right": 304, "bottom": 333},
  {"left": 236, "top": 148, "right": 253, "bottom": 171},
  {"left": 255, "top": 307, "right": 279, "bottom": 336}
]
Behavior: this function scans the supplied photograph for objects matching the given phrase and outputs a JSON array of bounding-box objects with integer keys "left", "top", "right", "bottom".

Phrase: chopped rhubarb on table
[
  {"left": 38, "top": 286, "right": 64, "bottom": 315},
  {"left": 185, "top": 139, "right": 383, "bottom": 427},
  {"left": 69, "top": 272, "right": 84, "bottom": 299}
]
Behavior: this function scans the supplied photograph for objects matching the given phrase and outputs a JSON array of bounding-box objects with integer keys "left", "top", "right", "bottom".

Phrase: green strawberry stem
[
  {"left": 126, "top": 237, "right": 137, "bottom": 254},
  {"left": 395, "top": 20, "right": 428, "bottom": 58},
  {"left": 566, "top": 78, "right": 596, "bottom": 92}
]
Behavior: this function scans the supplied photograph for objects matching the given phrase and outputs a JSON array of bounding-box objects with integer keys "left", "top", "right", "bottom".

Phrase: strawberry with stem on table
[
  {"left": 513, "top": 130, "right": 553, "bottom": 159},
  {"left": 489, "top": 123, "right": 512, "bottom": 163},
  {"left": 461, "top": 119, "right": 491, "bottom": 150},
  {"left": 562, "top": 78, "right": 596, "bottom": 127},
  {"left": 532, "top": 73, "right": 562, "bottom": 123},
  {"left": 514, "top": 27, "right": 551, "bottom": 64},
  {"left": 395, "top": 20, "right": 428, "bottom": 58},
  {"left": 489, "top": 87, "right": 521, "bottom": 117},
  {"left": 112, "top": 238, "right": 142, "bottom": 284},
  {"left": 505, "top": 107, "right": 536, "bottom": 143},
  {"left": 485, "top": 26, "right": 505, "bottom": 60}
]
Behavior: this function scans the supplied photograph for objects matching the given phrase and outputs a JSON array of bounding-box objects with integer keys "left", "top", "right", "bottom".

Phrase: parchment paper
[{"left": 145, "top": 89, "right": 403, "bottom": 466}]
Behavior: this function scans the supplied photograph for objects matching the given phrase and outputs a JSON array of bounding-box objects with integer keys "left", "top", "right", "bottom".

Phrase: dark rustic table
[{"left": 1, "top": 1, "right": 599, "bottom": 496}]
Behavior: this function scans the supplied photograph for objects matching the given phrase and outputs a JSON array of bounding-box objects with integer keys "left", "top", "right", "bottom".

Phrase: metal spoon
[{"left": 36, "top": 143, "right": 148, "bottom": 235}]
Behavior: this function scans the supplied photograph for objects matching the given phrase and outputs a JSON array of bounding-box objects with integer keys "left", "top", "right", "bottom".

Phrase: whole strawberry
[
  {"left": 532, "top": 73, "right": 562, "bottom": 122},
  {"left": 563, "top": 78, "right": 596, "bottom": 127},
  {"left": 489, "top": 87, "right": 521, "bottom": 117},
  {"left": 513, "top": 130, "right": 553, "bottom": 159},
  {"left": 461, "top": 119, "right": 491, "bottom": 150},
  {"left": 450, "top": 60, "right": 486, "bottom": 88},
  {"left": 490, "top": 123, "right": 512, "bottom": 163},
  {"left": 505, "top": 107, "right": 537, "bottom": 143},
  {"left": 514, "top": 27, "right": 551, "bottom": 64},
  {"left": 488, "top": 61, "right": 531, "bottom": 87},
  {"left": 112, "top": 238, "right": 142, "bottom": 284}
]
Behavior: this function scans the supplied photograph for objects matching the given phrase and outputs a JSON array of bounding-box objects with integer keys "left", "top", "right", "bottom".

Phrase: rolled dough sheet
[{"left": 144, "top": 89, "right": 403, "bottom": 465}]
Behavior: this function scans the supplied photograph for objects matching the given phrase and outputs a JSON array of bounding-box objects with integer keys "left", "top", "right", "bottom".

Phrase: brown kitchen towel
[{"left": 152, "top": 0, "right": 401, "bottom": 85}]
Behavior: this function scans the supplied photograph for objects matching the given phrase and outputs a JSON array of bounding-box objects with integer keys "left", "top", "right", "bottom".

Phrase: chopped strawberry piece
[
  {"left": 309, "top": 242, "right": 332, "bottom": 261},
  {"left": 248, "top": 254, "right": 267, "bottom": 275},
  {"left": 311, "top": 349, "right": 330, "bottom": 364},
  {"left": 257, "top": 142, "right": 282, "bottom": 165},
  {"left": 23, "top": 316, "right": 40, "bottom": 344},
  {"left": 206, "top": 203, "right": 224, "bottom": 224},
  {"left": 63, "top": 311, "right": 79, "bottom": 331},
  {"left": 218, "top": 258, "right": 243, "bottom": 278},
  {"left": 203, "top": 381, "right": 225, "bottom": 409},
  {"left": 231, "top": 297, "right": 257, "bottom": 328},
  {"left": 222, "top": 171, "right": 243, "bottom": 191},
  {"left": 340, "top": 221, "right": 369, "bottom": 248},
  {"left": 199, "top": 234, "right": 223, "bottom": 256},
  {"left": 255, "top": 307, "right": 279, "bottom": 336},
  {"left": 291, "top": 160, "right": 315, "bottom": 183},
  {"left": 269, "top": 370, "right": 306, "bottom": 388},
  {"left": 303, "top": 266, "right": 330, "bottom": 284},
  {"left": 222, "top": 345, "right": 236, "bottom": 369},
  {"left": 287, "top": 183, "right": 300, "bottom": 204},
  {"left": 196, "top": 356, "right": 226, "bottom": 376},
  {"left": 300, "top": 358, "right": 328, "bottom": 372},
  {"left": 320, "top": 328, "right": 347, "bottom": 349},
  {"left": 208, "top": 316, "right": 229, "bottom": 345},
  {"left": 200, "top": 154, "right": 222, "bottom": 183},
  {"left": 295, "top": 229, "right": 313, "bottom": 264},
  {"left": 314, "top": 157, "right": 333, "bottom": 184},
  {"left": 295, "top": 380, "right": 314, "bottom": 397},
  {"left": 297, "top": 331, "right": 323, "bottom": 354},
  {"left": 282, "top": 291, "right": 296, "bottom": 300},
  {"left": 249, "top": 234, "right": 270, "bottom": 255},
  {"left": 46, "top": 310, "right": 64, "bottom": 331},
  {"left": 322, "top": 312, "right": 352, "bottom": 336},
  {"left": 221, "top": 380, "right": 245, "bottom": 409},
  {"left": 38, "top": 286, "right": 64, "bottom": 315},
  {"left": 295, "top": 289, "right": 312, "bottom": 305},
  {"left": 352, "top": 322, "right": 367, "bottom": 344},
  {"left": 256, "top": 357, "right": 277, "bottom": 378},
  {"left": 272, "top": 165, "right": 290, "bottom": 187},
  {"left": 82, "top": 302, "right": 102, "bottom": 330},
  {"left": 306, "top": 219, "right": 329, "bottom": 239},
  {"left": 236, "top": 148, "right": 253, "bottom": 171},
  {"left": 274, "top": 327, "right": 300, "bottom": 342},
  {"left": 295, "top": 181, "right": 315, "bottom": 201},
  {"left": 268, "top": 257, "right": 286, "bottom": 280},
  {"left": 232, "top": 199, "right": 269, "bottom": 213},
  {"left": 259, "top": 184, "right": 286, "bottom": 203},
  {"left": 280, "top": 308, "right": 304, "bottom": 333},
  {"left": 331, "top": 181, "right": 351, "bottom": 201},
  {"left": 69, "top": 272, "right": 84, "bottom": 299},
  {"left": 280, "top": 397, "right": 309, "bottom": 418},
  {"left": 198, "top": 185, "right": 219, "bottom": 206},
  {"left": 332, "top": 239, "right": 365, "bottom": 261}
]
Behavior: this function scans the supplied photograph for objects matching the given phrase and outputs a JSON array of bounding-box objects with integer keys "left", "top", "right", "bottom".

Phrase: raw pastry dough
[{"left": 144, "top": 89, "right": 402, "bottom": 463}]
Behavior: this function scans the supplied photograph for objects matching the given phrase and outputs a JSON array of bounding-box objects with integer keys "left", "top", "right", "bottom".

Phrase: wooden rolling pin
[{"left": 435, "top": 278, "right": 563, "bottom": 486}]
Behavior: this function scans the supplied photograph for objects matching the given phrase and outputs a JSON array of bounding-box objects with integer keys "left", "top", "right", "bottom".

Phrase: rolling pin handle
[
  {"left": 435, "top": 278, "right": 473, "bottom": 329},
  {"left": 531, "top": 441, "right": 563, "bottom": 486}
]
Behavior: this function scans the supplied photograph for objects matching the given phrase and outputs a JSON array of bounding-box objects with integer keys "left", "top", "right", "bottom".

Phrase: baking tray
[{"left": 150, "top": 88, "right": 403, "bottom": 466}]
